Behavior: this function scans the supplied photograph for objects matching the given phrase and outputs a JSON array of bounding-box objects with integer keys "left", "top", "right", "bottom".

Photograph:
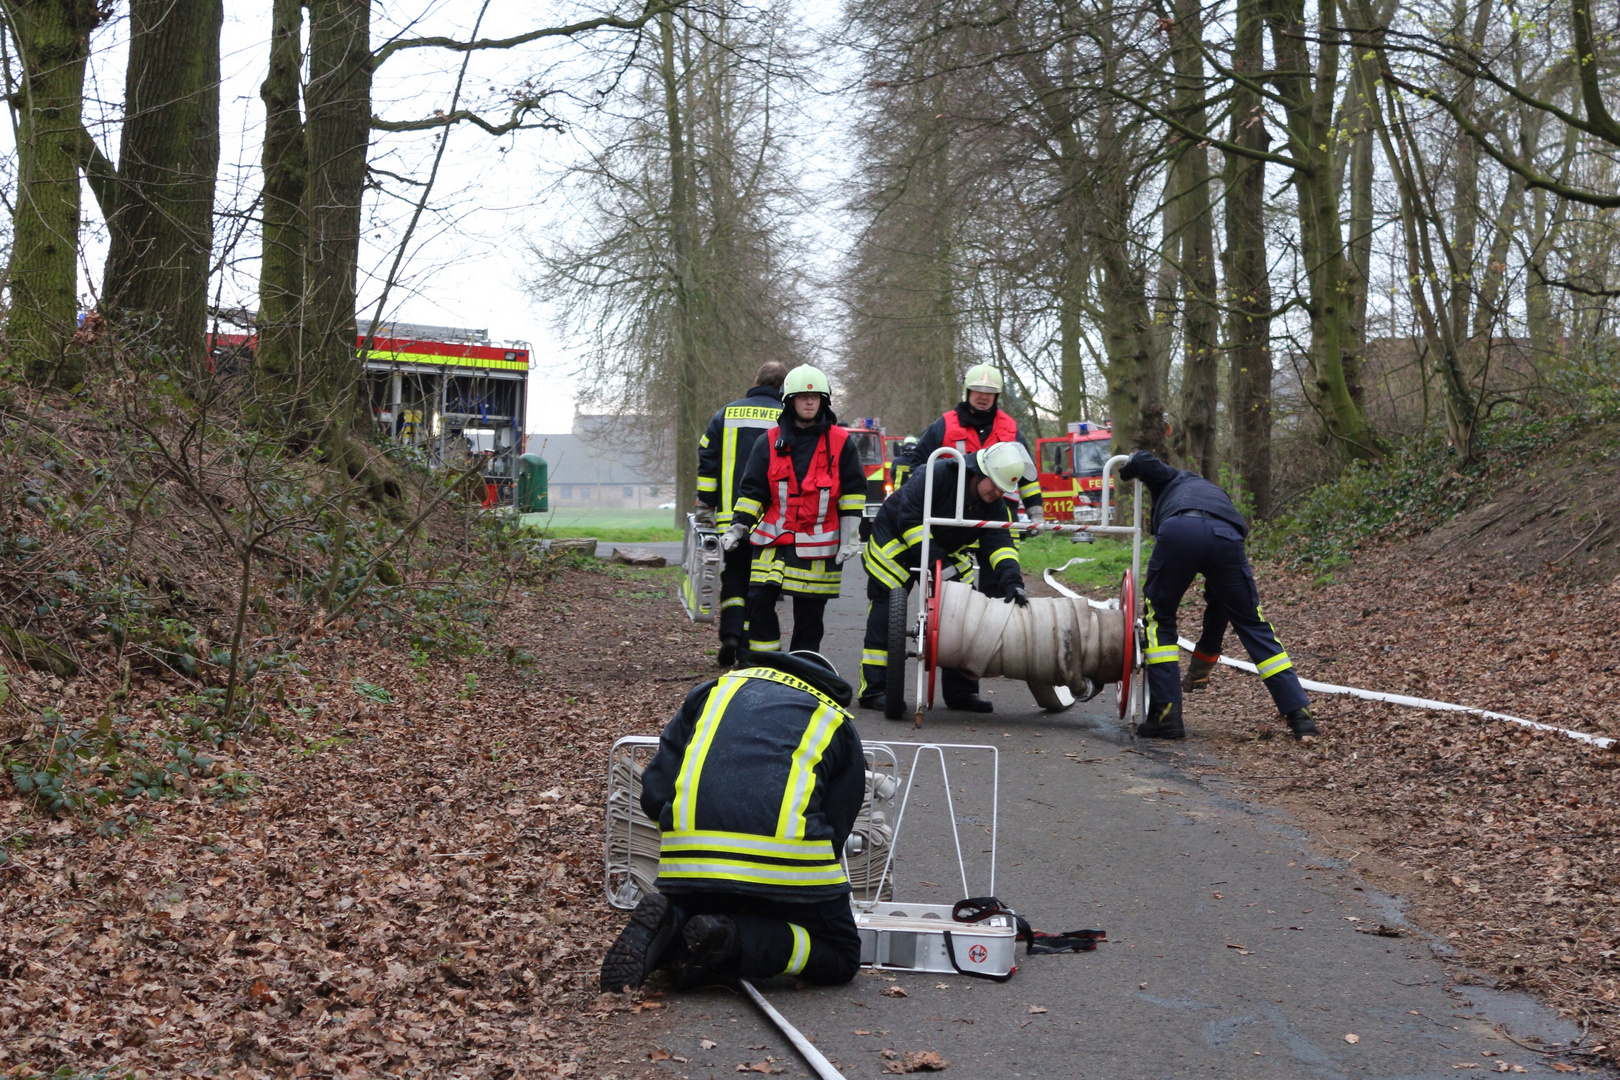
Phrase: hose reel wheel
[
  {"left": 1117, "top": 568, "right": 1136, "bottom": 720},
  {"left": 885, "top": 585, "right": 909, "bottom": 720}
]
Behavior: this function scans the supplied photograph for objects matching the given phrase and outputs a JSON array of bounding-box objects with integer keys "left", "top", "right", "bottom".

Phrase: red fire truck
[
  {"left": 1035, "top": 421, "right": 1115, "bottom": 523},
  {"left": 208, "top": 321, "right": 532, "bottom": 508},
  {"left": 845, "top": 419, "right": 890, "bottom": 539}
]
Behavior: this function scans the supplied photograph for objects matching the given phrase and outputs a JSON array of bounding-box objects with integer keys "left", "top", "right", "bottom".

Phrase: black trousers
[
  {"left": 744, "top": 586, "right": 828, "bottom": 654},
  {"left": 857, "top": 571, "right": 978, "bottom": 704},
  {"left": 717, "top": 543, "right": 751, "bottom": 644},
  {"left": 670, "top": 891, "right": 861, "bottom": 985},
  {"left": 1143, "top": 513, "right": 1308, "bottom": 715}
]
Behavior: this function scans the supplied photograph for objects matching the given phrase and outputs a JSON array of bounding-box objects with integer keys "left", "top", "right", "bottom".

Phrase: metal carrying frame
[
  {"left": 911, "top": 447, "right": 1146, "bottom": 729},
  {"left": 602, "top": 736, "right": 1015, "bottom": 977},
  {"left": 679, "top": 512, "right": 723, "bottom": 623}
]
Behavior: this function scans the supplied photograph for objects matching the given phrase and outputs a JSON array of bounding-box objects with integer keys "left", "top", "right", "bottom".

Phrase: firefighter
[
  {"left": 901, "top": 364, "right": 1043, "bottom": 596},
  {"left": 696, "top": 362, "right": 788, "bottom": 666},
  {"left": 888, "top": 435, "right": 919, "bottom": 489},
  {"left": 858, "top": 441, "right": 1032, "bottom": 714},
  {"left": 1119, "top": 450, "right": 1317, "bottom": 742},
  {"left": 598, "top": 649, "right": 864, "bottom": 993},
  {"left": 722, "top": 365, "right": 867, "bottom": 656}
]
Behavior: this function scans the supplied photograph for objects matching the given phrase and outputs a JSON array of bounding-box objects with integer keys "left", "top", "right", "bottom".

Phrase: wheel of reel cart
[
  {"left": 1117, "top": 567, "right": 1136, "bottom": 720},
  {"left": 885, "top": 585, "right": 909, "bottom": 720}
]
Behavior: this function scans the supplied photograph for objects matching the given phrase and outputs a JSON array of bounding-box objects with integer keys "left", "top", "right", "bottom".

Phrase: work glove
[
  {"left": 1026, "top": 503, "right": 1044, "bottom": 525},
  {"left": 693, "top": 504, "right": 717, "bottom": 529},
  {"left": 720, "top": 523, "right": 749, "bottom": 552},
  {"left": 835, "top": 515, "right": 864, "bottom": 565},
  {"left": 1003, "top": 584, "right": 1029, "bottom": 607}
]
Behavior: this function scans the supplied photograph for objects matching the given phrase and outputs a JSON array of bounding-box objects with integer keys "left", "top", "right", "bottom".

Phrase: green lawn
[
  {"left": 518, "top": 506, "right": 684, "bottom": 543},
  {"left": 1018, "top": 532, "right": 1149, "bottom": 594}
]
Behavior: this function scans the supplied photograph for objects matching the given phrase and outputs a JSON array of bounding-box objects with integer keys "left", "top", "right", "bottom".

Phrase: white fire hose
[{"left": 1042, "top": 564, "right": 1615, "bottom": 751}]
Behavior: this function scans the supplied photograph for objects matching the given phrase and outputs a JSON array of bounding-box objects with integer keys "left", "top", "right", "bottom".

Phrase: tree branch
[
  {"left": 370, "top": 99, "right": 560, "bottom": 136},
  {"left": 372, "top": 1, "right": 683, "bottom": 65}
]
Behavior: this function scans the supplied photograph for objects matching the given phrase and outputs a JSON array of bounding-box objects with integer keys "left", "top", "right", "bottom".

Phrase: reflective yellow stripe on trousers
[{"left": 782, "top": 924, "right": 810, "bottom": 976}]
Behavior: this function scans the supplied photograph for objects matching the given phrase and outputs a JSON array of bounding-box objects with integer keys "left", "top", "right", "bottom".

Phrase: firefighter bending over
[
  {"left": 1120, "top": 450, "right": 1317, "bottom": 742},
  {"left": 723, "top": 366, "right": 867, "bottom": 656},
  {"left": 858, "top": 442, "right": 1032, "bottom": 715},
  {"left": 695, "top": 363, "right": 788, "bottom": 667},
  {"left": 599, "top": 650, "right": 864, "bottom": 992}
]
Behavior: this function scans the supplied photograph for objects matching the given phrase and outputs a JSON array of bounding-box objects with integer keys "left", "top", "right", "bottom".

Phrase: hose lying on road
[{"left": 1041, "top": 566, "right": 1616, "bottom": 751}]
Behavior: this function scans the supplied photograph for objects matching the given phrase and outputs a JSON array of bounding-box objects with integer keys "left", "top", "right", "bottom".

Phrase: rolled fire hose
[
  {"left": 1041, "top": 566, "right": 1615, "bottom": 751},
  {"left": 932, "top": 579, "right": 1126, "bottom": 695}
]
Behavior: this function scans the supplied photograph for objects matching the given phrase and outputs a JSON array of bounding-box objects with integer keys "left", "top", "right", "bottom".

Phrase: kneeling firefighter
[
  {"left": 722, "top": 365, "right": 867, "bottom": 656},
  {"left": 599, "top": 650, "right": 865, "bottom": 992},
  {"left": 1120, "top": 450, "right": 1317, "bottom": 741},
  {"left": 858, "top": 441, "right": 1032, "bottom": 715}
]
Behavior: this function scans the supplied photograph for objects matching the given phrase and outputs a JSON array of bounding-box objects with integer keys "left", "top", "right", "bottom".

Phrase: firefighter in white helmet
[
  {"left": 721, "top": 365, "right": 868, "bottom": 657},
  {"left": 898, "top": 364, "right": 1044, "bottom": 594},
  {"left": 858, "top": 440, "right": 1032, "bottom": 715}
]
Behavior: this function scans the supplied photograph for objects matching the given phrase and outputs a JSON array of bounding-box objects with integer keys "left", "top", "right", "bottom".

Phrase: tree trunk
[
  {"left": 4, "top": 0, "right": 102, "bottom": 387},
  {"left": 1171, "top": 0, "right": 1219, "bottom": 478},
  {"left": 661, "top": 9, "right": 704, "bottom": 527},
  {"left": 299, "top": 0, "right": 372, "bottom": 446},
  {"left": 1223, "top": 0, "right": 1274, "bottom": 517},
  {"left": 1265, "top": 0, "right": 1384, "bottom": 460},
  {"left": 255, "top": 0, "right": 308, "bottom": 410},
  {"left": 100, "top": 0, "right": 222, "bottom": 374}
]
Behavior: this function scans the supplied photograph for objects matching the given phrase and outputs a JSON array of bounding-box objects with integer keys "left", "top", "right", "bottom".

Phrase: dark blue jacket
[
  {"left": 1119, "top": 451, "right": 1248, "bottom": 537},
  {"left": 695, "top": 384, "right": 785, "bottom": 524},
  {"left": 640, "top": 652, "right": 864, "bottom": 902}
]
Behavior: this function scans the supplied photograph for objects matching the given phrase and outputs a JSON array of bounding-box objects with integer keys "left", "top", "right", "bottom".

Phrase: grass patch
[
  {"left": 1020, "top": 533, "right": 1147, "bottom": 593},
  {"left": 518, "top": 507, "right": 682, "bottom": 543}
]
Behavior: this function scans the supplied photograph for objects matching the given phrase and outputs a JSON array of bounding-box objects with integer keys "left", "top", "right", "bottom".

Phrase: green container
[{"left": 516, "top": 454, "right": 548, "bottom": 512}]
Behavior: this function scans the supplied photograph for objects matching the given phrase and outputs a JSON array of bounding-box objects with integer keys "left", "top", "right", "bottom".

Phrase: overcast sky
[{"left": 19, "top": 0, "right": 852, "bottom": 437}]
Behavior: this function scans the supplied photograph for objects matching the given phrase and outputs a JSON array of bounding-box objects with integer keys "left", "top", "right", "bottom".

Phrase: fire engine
[
  {"left": 208, "top": 320, "right": 532, "bottom": 508},
  {"left": 844, "top": 418, "right": 890, "bottom": 539},
  {"left": 1035, "top": 421, "right": 1115, "bottom": 528}
]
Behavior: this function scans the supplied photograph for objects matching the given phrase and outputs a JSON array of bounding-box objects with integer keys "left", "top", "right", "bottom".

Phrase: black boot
[
  {"left": 1285, "top": 706, "right": 1318, "bottom": 741},
  {"left": 1138, "top": 702, "right": 1185, "bottom": 739},
  {"left": 857, "top": 693, "right": 883, "bottom": 710},
  {"left": 600, "top": 891, "right": 681, "bottom": 993},
  {"left": 944, "top": 695, "right": 994, "bottom": 714},
  {"left": 675, "top": 914, "right": 741, "bottom": 990},
  {"left": 716, "top": 638, "right": 738, "bottom": 667},
  {"left": 1182, "top": 654, "right": 1217, "bottom": 691}
]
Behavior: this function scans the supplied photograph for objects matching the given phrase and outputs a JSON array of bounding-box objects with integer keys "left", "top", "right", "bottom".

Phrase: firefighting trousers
[
  {"left": 858, "top": 572, "right": 978, "bottom": 704},
  {"left": 671, "top": 891, "right": 861, "bottom": 985},
  {"left": 717, "top": 544, "right": 751, "bottom": 644},
  {"left": 744, "top": 587, "right": 828, "bottom": 655},
  {"left": 1143, "top": 513, "right": 1308, "bottom": 716}
]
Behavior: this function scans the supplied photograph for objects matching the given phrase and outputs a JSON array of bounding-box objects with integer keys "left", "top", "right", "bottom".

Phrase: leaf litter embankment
[
  {"left": 1172, "top": 538, "right": 1620, "bottom": 1064},
  {"left": 1, "top": 563, "right": 714, "bottom": 1079}
]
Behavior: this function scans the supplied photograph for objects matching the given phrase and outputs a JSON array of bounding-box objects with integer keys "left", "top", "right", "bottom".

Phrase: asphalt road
[{"left": 607, "top": 554, "right": 1602, "bottom": 1080}]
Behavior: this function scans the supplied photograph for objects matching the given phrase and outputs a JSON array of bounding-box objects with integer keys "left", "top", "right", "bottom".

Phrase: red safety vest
[
  {"left": 941, "top": 407, "right": 1019, "bottom": 455},
  {"left": 750, "top": 425, "right": 850, "bottom": 559}
]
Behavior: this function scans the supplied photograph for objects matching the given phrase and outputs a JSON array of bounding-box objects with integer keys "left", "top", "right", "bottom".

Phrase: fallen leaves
[
  {"left": 881, "top": 1049, "right": 950, "bottom": 1073},
  {"left": 737, "top": 1060, "right": 785, "bottom": 1074},
  {"left": 0, "top": 565, "right": 716, "bottom": 1079},
  {"left": 1194, "top": 543, "right": 1620, "bottom": 1064},
  {"left": 1026, "top": 1004, "right": 1047, "bottom": 1014},
  {"left": 881, "top": 984, "right": 909, "bottom": 997},
  {"left": 1344, "top": 1033, "right": 1361, "bottom": 1044}
]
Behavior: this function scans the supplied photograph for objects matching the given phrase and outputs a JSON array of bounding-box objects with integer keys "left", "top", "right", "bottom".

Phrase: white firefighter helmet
[
  {"left": 975, "top": 441, "right": 1033, "bottom": 494},
  {"left": 963, "top": 363, "right": 1004, "bottom": 397},
  {"left": 782, "top": 364, "right": 831, "bottom": 400}
]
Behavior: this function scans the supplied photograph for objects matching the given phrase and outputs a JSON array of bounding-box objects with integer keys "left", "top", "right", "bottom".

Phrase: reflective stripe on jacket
[
  {"left": 641, "top": 663, "right": 863, "bottom": 900},
  {"left": 750, "top": 425, "right": 851, "bottom": 560},
  {"left": 696, "top": 387, "right": 784, "bottom": 526}
]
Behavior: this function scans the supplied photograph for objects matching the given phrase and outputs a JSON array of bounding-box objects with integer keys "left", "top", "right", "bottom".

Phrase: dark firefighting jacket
[
  {"left": 640, "top": 652, "right": 865, "bottom": 902},
  {"left": 1119, "top": 451, "right": 1248, "bottom": 537},
  {"left": 696, "top": 385, "right": 786, "bottom": 526},
  {"left": 864, "top": 459, "right": 1021, "bottom": 591}
]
